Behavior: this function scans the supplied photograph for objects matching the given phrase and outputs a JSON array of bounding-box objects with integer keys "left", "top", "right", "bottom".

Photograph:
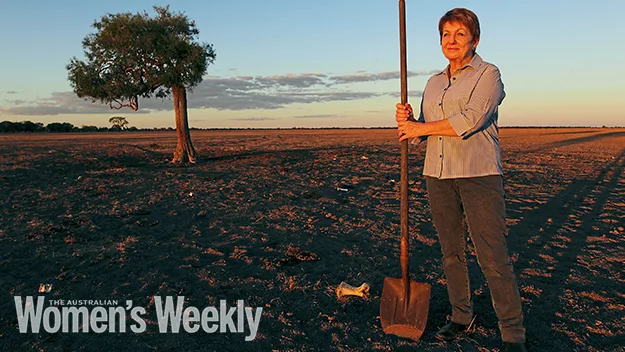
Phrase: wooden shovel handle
[{"left": 398, "top": 0, "right": 410, "bottom": 294}]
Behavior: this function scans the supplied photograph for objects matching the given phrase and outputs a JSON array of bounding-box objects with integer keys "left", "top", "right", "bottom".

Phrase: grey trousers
[{"left": 426, "top": 175, "right": 526, "bottom": 343}]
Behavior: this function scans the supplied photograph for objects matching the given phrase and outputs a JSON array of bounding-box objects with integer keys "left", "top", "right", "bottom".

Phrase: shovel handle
[{"left": 399, "top": 0, "right": 410, "bottom": 295}]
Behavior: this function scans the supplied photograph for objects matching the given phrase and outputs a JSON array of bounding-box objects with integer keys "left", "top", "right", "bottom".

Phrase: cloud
[
  {"left": 252, "top": 73, "right": 328, "bottom": 89},
  {"left": 5, "top": 99, "right": 29, "bottom": 105},
  {"left": 330, "top": 70, "right": 439, "bottom": 84},
  {"left": 177, "top": 74, "right": 386, "bottom": 111},
  {"left": 229, "top": 117, "right": 279, "bottom": 121},
  {"left": 3, "top": 69, "right": 435, "bottom": 115},
  {"left": 4, "top": 92, "right": 150, "bottom": 116},
  {"left": 293, "top": 114, "right": 341, "bottom": 119},
  {"left": 387, "top": 90, "right": 424, "bottom": 99}
]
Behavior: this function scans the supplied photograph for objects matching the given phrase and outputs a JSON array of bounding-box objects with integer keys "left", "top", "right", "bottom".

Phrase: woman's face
[{"left": 441, "top": 21, "right": 479, "bottom": 63}]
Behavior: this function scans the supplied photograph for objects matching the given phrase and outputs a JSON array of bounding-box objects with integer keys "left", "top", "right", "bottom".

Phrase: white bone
[{"left": 336, "top": 281, "right": 370, "bottom": 299}]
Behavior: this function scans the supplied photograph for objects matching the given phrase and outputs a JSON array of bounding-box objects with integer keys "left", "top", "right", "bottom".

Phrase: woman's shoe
[
  {"left": 435, "top": 321, "right": 469, "bottom": 341},
  {"left": 503, "top": 342, "right": 528, "bottom": 352}
]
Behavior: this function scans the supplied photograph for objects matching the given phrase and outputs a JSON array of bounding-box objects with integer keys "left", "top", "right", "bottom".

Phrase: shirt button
[
  {"left": 439, "top": 137, "right": 442, "bottom": 140},
  {"left": 438, "top": 103, "right": 442, "bottom": 106},
  {"left": 439, "top": 154, "right": 442, "bottom": 158}
]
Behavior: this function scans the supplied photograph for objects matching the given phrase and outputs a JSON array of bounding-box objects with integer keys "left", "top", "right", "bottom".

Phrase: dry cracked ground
[{"left": 0, "top": 128, "right": 624, "bottom": 352}]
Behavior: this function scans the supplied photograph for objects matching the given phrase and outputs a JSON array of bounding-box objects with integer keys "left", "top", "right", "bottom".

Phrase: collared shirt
[{"left": 414, "top": 54, "right": 505, "bottom": 179}]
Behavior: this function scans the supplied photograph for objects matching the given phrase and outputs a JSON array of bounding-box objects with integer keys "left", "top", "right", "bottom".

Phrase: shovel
[{"left": 379, "top": 0, "right": 431, "bottom": 341}]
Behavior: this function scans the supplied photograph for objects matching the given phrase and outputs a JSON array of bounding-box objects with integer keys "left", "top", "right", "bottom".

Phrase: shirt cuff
[
  {"left": 411, "top": 136, "right": 427, "bottom": 145},
  {"left": 447, "top": 112, "right": 473, "bottom": 137}
]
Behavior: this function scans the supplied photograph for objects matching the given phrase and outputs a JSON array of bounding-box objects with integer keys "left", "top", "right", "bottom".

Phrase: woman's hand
[
  {"left": 395, "top": 102, "right": 413, "bottom": 123},
  {"left": 396, "top": 103, "right": 426, "bottom": 142}
]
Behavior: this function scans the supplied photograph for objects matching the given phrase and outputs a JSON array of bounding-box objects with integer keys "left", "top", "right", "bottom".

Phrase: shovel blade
[{"left": 380, "top": 276, "right": 431, "bottom": 341}]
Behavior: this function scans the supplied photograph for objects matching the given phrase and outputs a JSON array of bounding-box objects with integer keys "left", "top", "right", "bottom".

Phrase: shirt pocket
[
  {"left": 444, "top": 83, "right": 472, "bottom": 114},
  {"left": 422, "top": 90, "right": 443, "bottom": 120}
]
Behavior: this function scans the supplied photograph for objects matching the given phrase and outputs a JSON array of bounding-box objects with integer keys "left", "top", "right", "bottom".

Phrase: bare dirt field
[{"left": 1, "top": 128, "right": 624, "bottom": 352}]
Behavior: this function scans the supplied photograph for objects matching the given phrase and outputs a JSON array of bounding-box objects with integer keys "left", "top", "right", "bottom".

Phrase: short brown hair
[{"left": 438, "top": 8, "right": 480, "bottom": 41}]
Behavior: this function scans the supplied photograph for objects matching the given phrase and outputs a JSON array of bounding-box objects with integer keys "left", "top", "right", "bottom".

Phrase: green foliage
[
  {"left": 109, "top": 116, "right": 129, "bottom": 129},
  {"left": 45, "top": 123, "right": 76, "bottom": 133},
  {"left": 67, "top": 5, "right": 216, "bottom": 111},
  {"left": 0, "top": 121, "right": 45, "bottom": 132},
  {"left": 80, "top": 125, "right": 101, "bottom": 132}
]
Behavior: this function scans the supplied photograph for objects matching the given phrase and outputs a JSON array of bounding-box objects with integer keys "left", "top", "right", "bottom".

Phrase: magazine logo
[{"left": 14, "top": 296, "right": 262, "bottom": 341}]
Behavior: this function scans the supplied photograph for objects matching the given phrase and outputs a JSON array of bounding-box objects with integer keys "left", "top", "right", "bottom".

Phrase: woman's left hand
[{"left": 397, "top": 120, "right": 427, "bottom": 142}]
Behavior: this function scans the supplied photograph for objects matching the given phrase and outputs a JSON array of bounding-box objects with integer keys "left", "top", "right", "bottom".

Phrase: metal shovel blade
[{"left": 380, "top": 277, "right": 431, "bottom": 341}]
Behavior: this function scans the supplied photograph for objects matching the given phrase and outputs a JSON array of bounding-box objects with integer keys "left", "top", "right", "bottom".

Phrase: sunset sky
[{"left": 0, "top": 0, "right": 622, "bottom": 128}]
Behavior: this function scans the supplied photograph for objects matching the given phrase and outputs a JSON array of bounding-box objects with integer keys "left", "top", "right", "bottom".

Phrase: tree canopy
[
  {"left": 109, "top": 116, "right": 129, "bottom": 130},
  {"left": 67, "top": 5, "right": 215, "bottom": 111}
]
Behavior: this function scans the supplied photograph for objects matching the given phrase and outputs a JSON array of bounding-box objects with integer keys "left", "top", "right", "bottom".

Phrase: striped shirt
[{"left": 414, "top": 54, "right": 505, "bottom": 179}]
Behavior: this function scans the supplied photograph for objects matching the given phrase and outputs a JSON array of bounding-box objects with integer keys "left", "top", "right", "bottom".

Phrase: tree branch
[
  {"left": 122, "top": 66, "right": 156, "bottom": 86},
  {"left": 110, "top": 96, "right": 138, "bottom": 111},
  {"left": 98, "top": 61, "right": 115, "bottom": 74}
]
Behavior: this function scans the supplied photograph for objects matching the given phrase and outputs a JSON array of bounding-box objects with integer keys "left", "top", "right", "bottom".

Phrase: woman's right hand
[{"left": 395, "top": 103, "right": 413, "bottom": 123}]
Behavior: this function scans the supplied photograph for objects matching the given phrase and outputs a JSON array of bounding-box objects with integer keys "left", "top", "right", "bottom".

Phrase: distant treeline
[
  {"left": 0, "top": 120, "right": 621, "bottom": 133},
  {"left": 0, "top": 120, "right": 152, "bottom": 133}
]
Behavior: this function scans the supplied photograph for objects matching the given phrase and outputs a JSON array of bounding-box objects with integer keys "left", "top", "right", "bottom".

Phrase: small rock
[{"left": 38, "top": 284, "right": 53, "bottom": 293}]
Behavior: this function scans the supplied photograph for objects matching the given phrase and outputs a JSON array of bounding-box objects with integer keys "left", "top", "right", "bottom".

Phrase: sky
[{"left": 0, "top": 0, "right": 622, "bottom": 129}]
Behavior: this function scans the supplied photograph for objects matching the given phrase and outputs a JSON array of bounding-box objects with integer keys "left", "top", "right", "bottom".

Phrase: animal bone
[{"left": 336, "top": 281, "right": 370, "bottom": 299}]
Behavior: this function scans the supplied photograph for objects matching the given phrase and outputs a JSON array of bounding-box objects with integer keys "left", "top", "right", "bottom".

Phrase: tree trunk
[{"left": 172, "top": 85, "right": 198, "bottom": 163}]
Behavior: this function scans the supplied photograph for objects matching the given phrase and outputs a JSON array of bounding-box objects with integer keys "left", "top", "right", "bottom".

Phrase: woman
[{"left": 395, "top": 8, "right": 527, "bottom": 352}]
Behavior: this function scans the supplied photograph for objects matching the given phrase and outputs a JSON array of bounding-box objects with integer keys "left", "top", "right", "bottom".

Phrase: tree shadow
[
  {"left": 525, "top": 131, "right": 625, "bottom": 152},
  {"left": 506, "top": 147, "right": 625, "bottom": 351}
]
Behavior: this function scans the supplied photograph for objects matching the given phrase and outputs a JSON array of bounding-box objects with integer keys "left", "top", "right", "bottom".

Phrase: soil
[{"left": 0, "top": 128, "right": 623, "bottom": 352}]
